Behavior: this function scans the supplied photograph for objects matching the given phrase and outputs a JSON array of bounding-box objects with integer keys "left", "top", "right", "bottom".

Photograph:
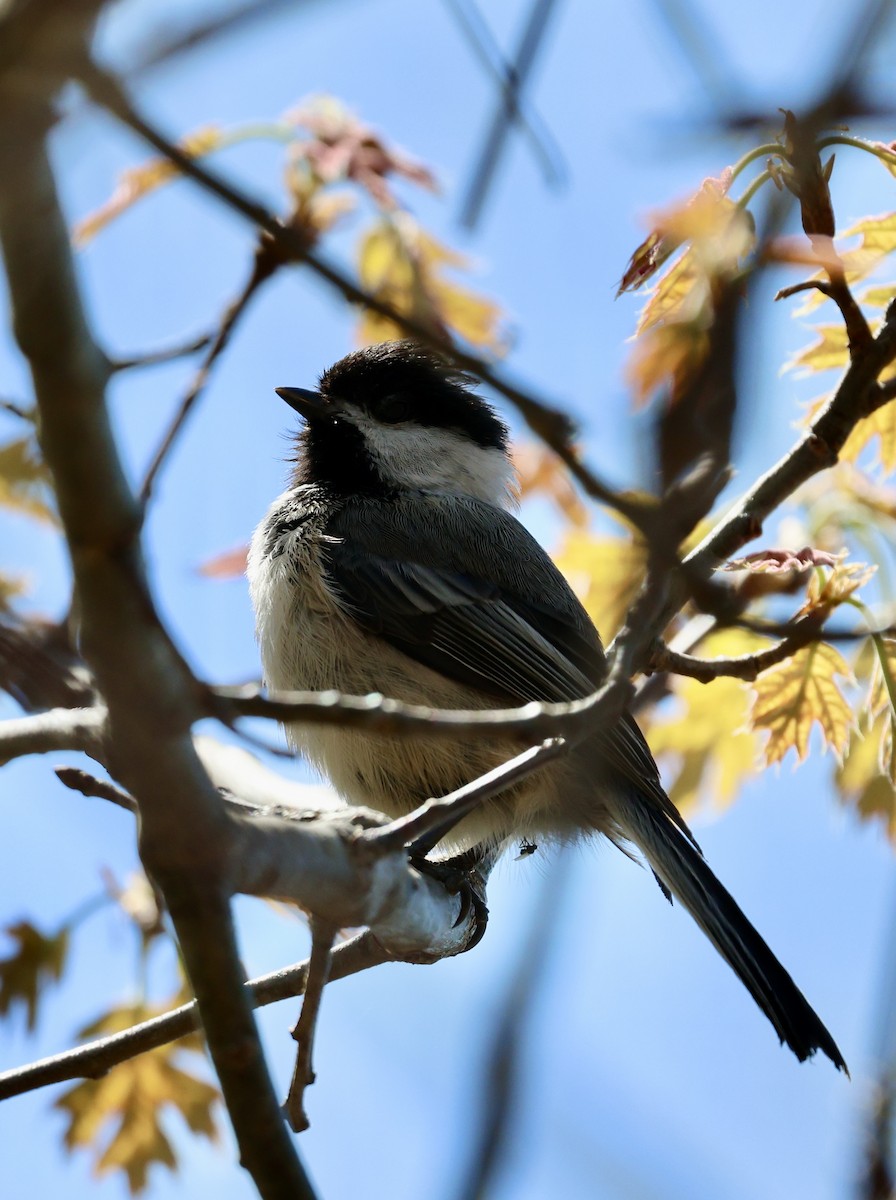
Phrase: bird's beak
[{"left": 275, "top": 386, "right": 328, "bottom": 421}]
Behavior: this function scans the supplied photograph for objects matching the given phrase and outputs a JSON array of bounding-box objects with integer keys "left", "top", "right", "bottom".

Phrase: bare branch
[
  {"left": 54, "top": 764, "right": 136, "bottom": 811},
  {"left": 369, "top": 739, "right": 566, "bottom": 854},
  {"left": 0, "top": 706, "right": 105, "bottom": 765},
  {"left": 649, "top": 629, "right": 817, "bottom": 683},
  {"left": 109, "top": 330, "right": 212, "bottom": 372},
  {"left": 139, "top": 244, "right": 279, "bottom": 506},
  {"left": 284, "top": 918, "right": 337, "bottom": 1133},
  {"left": 685, "top": 301, "right": 896, "bottom": 578},
  {"left": 0, "top": 932, "right": 388, "bottom": 1101}
]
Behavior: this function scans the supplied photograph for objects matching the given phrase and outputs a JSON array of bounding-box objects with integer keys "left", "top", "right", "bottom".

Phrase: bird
[{"left": 247, "top": 338, "right": 846, "bottom": 1071}]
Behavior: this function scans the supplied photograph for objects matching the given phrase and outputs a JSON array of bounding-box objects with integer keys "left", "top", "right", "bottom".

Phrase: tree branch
[
  {"left": 0, "top": 706, "right": 105, "bottom": 765},
  {"left": 0, "top": 932, "right": 388, "bottom": 1101},
  {"left": 685, "top": 300, "right": 896, "bottom": 578},
  {"left": 0, "top": 53, "right": 315, "bottom": 1200},
  {"left": 109, "top": 330, "right": 212, "bottom": 372}
]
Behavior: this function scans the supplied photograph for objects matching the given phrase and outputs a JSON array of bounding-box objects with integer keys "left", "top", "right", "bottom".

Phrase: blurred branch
[
  {"left": 127, "top": 0, "right": 303, "bottom": 77},
  {"left": 109, "top": 330, "right": 212, "bottom": 372},
  {"left": 458, "top": 0, "right": 562, "bottom": 230},
  {"left": 139, "top": 240, "right": 280, "bottom": 506},
  {"left": 444, "top": 0, "right": 566, "bottom": 194},
  {"left": 0, "top": 398, "right": 30, "bottom": 419},
  {"left": 454, "top": 855, "right": 569, "bottom": 1200},
  {"left": 0, "top": 706, "right": 105, "bottom": 765}
]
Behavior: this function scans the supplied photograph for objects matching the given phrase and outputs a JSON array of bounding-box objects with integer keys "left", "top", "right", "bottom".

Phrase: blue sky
[{"left": 2, "top": 1, "right": 896, "bottom": 1198}]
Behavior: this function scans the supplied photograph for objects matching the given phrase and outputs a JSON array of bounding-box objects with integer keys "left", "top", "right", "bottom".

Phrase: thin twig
[
  {"left": 283, "top": 918, "right": 337, "bottom": 1133},
  {"left": 110, "top": 330, "right": 212, "bottom": 372},
  {"left": 369, "top": 740, "right": 566, "bottom": 854},
  {"left": 0, "top": 932, "right": 388, "bottom": 1102},
  {"left": 54, "top": 764, "right": 136, "bottom": 811},
  {"left": 0, "top": 398, "right": 31, "bottom": 419},
  {"left": 139, "top": 249, "right": 276, "bottom": 505}
]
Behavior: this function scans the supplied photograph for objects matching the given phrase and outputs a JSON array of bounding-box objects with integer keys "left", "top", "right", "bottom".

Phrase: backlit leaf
[
  {"left": 647, "top": 630, "right": 763, "bottom": 813},
  {"left": 553, "top": 530, "right": 645, "bottom": 639},
  {"left": 796, "top": 559, "right": 876, "bottom": 617},
  {"left": 0, "top": 921, "right": 68, "bottom": 1029},
  {"left": 751, "top": 642, "right": 854, "bottom": 764},
  {"left": 74, "top": 126, "right": 225, "bottom": 246},
  {"left": 0, "top": 436, "right": 56, "bottom": 523},
  {"left": 837, "top": 711, "right": 896, "bottom": 839},
  {"left": 356, "top": 216, "right": 505, "bottom": 352},
  {"left": 513, "top": 442, "right": 587, "bottom": 526},
  {"left": 784, "top": 324, "right": 848, "bottom": 375},
  {"left": 56, "top": 1003, "right": 219, "bottom": 1195}
]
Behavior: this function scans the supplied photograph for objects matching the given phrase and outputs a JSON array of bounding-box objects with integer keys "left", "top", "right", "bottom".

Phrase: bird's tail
[{"left": 613, "top": 791, "right": 847, "bottom": 1071}]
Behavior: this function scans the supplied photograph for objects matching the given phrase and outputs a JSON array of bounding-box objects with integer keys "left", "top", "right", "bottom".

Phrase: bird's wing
[
  {"left": 321, "top": 546, "right": 598, "bottom": 703},
  {"left": 321, "top": 496, "right": 697, "bottom": 848}
]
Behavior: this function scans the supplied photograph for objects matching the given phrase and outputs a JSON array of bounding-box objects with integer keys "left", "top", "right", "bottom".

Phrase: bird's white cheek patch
[{"left": 355, "top": 420, "right": 516, "bottom": 507}]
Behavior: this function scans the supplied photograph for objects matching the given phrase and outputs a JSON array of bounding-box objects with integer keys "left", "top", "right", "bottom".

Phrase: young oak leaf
[
  {"left": 56, "top": 1004, "right": 219, "bottom": 1195},
  {"left": 73, "top": 126, "right": 225, "bottom": 246},
  {"left": 0, "top": 435, "right": 57, "bottom": 524},
  {"left": 841, "top": 370, "right": 896, "bottom": 472},
  {"left": 0, "top": 921, "right": 69, "bottom": 1030},
  {"left": 751, "top": 642, "right": 855, "bottom": 765},
  {"left": 836, "top": 711, "right": 896, "bottom": 839},
  {"left": 647, "top": 630, "right": 764, "bottom": 813},
  {"left": 512, "top": 442, "right": 588, "bottom": 527},
  {"left": 356, "top": 216, "right": 505, "bottom": 353},
  {"left": 784, "top": 324, "right": 849, "bottom": 376},
  {"left": 796, "top": 559, "right": 876, "bottom": 618},
  {"left": 553, "top": 530, "right": 645, "bottom": 639}
]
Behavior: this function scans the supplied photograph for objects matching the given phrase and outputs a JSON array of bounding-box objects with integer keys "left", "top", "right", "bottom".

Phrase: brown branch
[
  {"left": 0, "top": 60, "right": 315, "bottom": 1200},
  {"left": 369, "top": 739, "right": 566, "bottom": 854},
  {"left": 0, "top": 932, "right": 388, "bottom": 1102},
  {"left": 649, "top": 622, "right": 822, "bottom": 683},
  {"left": 284, "top": 919, "right": 337, "bottom": 1133},
  {"left": 775, "top": 274, "right": 873, "bottom": 360},
  {"left": 139, "top": 245, "right": 278, "bottom": 506},
  {"left": 685, "top": 300, "right": 896, "bottom": 579},
  {"left": 54, "top": 764, "right": 136, "bottom": 811},
  {"left": 109, "top": 330, "right": 212, "bottom": 372}
]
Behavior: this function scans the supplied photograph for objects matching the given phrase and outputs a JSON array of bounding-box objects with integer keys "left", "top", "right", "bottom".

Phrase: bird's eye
[{"left": 376, "top": 394, "right": 412, "bottom": 423}]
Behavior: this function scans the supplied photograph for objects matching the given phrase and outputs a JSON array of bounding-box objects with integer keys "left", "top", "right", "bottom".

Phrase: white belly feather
[{"left": 247, "top": 488, "right": 566, "bottom": 849}]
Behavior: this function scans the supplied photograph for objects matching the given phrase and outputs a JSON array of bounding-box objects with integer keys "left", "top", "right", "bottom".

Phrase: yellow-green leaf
[
  {"left": 647, "top": 630, "right": 763, "bottom": 813},
  {"left": 73, "top": 126, "right": 226, "bottom": 246},
  {"left": 0, "top": 436, "right": 56, "bottom": 523},
  {"left": 356, "top": 216, "right": 505, "bottom": 352},
  {"left": 553, "top": 530, "right": 645, "bottom": 639},
  {"left": 751, "top": 642, "right": 854, "bottom": 765},
  {"left": 56, "top": 1004, "right": 219, "bottom": 1195},
  {"left": 836, "top": 712, "right": 896, "bottom": 839},
  {"left": 784, "top": 324, "right": 848, "bottom": 376},
  {"left": 0, "top": 921, "right": 68, "bottom": 1030}
]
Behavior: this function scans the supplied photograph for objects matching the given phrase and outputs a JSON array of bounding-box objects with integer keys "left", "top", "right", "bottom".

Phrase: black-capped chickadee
[{"left": 248, "top": 339, "right": 845, "bottom": 1071}]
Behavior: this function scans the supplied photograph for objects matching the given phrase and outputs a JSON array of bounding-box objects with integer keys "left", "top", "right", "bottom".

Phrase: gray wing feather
[{"left": 321, "top": 493, "right": 698, "bottom": 848}]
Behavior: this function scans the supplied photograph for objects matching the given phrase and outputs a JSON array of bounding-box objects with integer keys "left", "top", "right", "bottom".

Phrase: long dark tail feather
[{"left": 615, "top": 792, "right": 848, "bottom": 1072}]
